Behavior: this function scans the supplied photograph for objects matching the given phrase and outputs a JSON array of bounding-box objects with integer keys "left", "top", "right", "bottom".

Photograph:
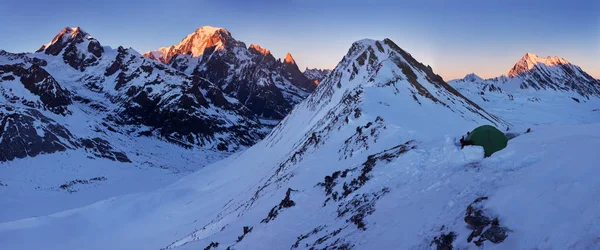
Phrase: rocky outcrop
[
  {"left": 261, "top": 188, "right": 297, "bottom": 223},
  {"left": 464, "top": 197, "right": 510, "bottom": 246}
]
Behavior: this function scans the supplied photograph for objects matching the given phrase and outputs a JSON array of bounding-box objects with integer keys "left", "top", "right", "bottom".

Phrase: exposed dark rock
[
  {"left": 318, "top": 141, "right": 416, "bottom": 206},
  {"left": 0, "top": 64, "right": 71, "bottom": 115},
  {"left": 464, "top": 197, "right": 511, "bottom": 246},
  {"left": 465, "top": 197, "right": 491, "bottom": 242},
  {"left": 80, "top": 137, "right": 131, "bottom": 162},
  {"left": 0, "top": 106, "right": 78, "bottom": 162},
  {"left": 105, "top": 46, "right": 127, "bottom": 76},
  {"left": 59, "top": 176, "right": 107, "bottom": 193},
  {"left": 104, "top": 51, "right": 263, "bottom": 150},
  {"left": 481, "top": 223, "right": 510, "bottom": 244},
  {"left": 338, "top": 188, "right": 389, "bottom": 230},
  {"left": 282, "top": 53, "right": 315, "bottom": 91},
  {"left": 61, "top": 41, "right": 101, "bottom": 72},
  {"left": 341, "top": 141, "right": 415, "bottom": 199},
  {"left": 38, "top": 27, "right": 88, "bottom": 56},
  {"left": 430, "top": 231, "right": 456, "bottom": 250},
  {"left": 291, "top": 226, "right": 352, "bottom": 250},
  {"left": 87, "top": 39, "right": 104, "bottom": 57},
  {"left": 204, "top": 241, "right": 219, "bottom": 250},
  {"left": 261, "top": 188, "right": 297, "bottom": 223},
  {"left": 339, "top": 117, "right": 386, "bottom": 160},
  {"left": 236, "top": 226, "right": 253, "bottom": 242},
  {"left": 37, "top": 27, "right": 102, "bottom": 72},
  {"left": 1, "top": 75, "right": 15, "bottom": 81},
  {"left": 20, "top": 64, "right": 72, "bottom": 114}
]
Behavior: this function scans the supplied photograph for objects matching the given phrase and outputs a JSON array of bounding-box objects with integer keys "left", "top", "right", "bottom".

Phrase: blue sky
[{"left": 1, "top": 0, "right": 598, "bottom": 80}]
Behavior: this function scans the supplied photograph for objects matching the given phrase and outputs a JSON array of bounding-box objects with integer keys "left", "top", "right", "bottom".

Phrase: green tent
[{"left": 466, "top": 125, "right": 508, "bottom": 157}]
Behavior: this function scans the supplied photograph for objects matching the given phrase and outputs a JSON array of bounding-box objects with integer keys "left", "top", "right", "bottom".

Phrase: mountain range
[
  {"left": 143, "top": 26, "right": 319, "bottom": 120},
  {"left": 452, "top": 52, "right": 600, "bottom": 99},
  {"left": 1, "top": 26, "right": 599, "bottom": 250},
  {"left": 449, "top": 52, "right": 600, "bottom": 128}
]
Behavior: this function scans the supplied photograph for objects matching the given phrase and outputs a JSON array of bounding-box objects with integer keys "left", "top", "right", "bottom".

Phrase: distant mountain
[
  {"left": 143, "top": 26, "right": 315, "bottom": 119},
  {"left": 449, "top": 52, "right": 600, "bottom": 128},
  {"left": 303, "top": 67, "right": 331, "bottom": 85},
  {"left": 508, "top": 52, "right": 600, "bottom": 97},
  {"left": 507, "top": 52, "right": 570, "bottom": 77},
  {"left": 452, "top": 53, "right": 600, "bottom": 99}
]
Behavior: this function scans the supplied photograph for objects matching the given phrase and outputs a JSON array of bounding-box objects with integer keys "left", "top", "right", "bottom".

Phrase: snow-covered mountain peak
[
  {"left": 36, "top": 26, "right": 95, "bottom": 56},
  {"left": 462, "top": 73, "right": 484, "bottom": 82},
  {"left": 51, "top": 26, "right": 89, "bottom": 42},
  {"left": 500, "top": 52, "right": 600, "bottom": 97},
  {"left": 299, "top": 37, "right": 505, "bottom": 135},
  {"left": 181, "top": 26, "right": 237, "bottom": 54},
  {"left": 192, "top": 25, "right": 226, "bottom": 35},
  {"left": 508, "top": 52, "right": 570, "bottom": 76},
  {"left": 284, "top": 52, "right": 296, "bottom": 65},
  {"left": 143, "top": 26, "right": 316, "bottom": 119},
  {"left": 143, "top": 26, "right": 244, "bottom": 64},
  {"left": 249, "top": 44, "right": 271, "bottom": 55}
]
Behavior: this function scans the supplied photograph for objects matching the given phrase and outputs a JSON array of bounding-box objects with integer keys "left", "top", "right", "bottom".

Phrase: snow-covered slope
[
  {"left": 449, "top": 53, "right": 600, "bottom": 128},
  {"left": 0, "top": 27, "right": 270, "bottom": 222},
  {"left": 9, "top": 38, "right": 588, "bottom": 250},
  {"left": 144, "top": 26, "right": 316, "bottom": 119}
]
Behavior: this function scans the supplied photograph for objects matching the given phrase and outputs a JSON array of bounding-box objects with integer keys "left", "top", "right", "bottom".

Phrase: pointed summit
[
  {"left": 143, "top": 26, "right": 245, "bottom": 64},
  {"left": 463, "top": 73, "right": 484, "bottom": 82},
  {"left": 191, "top": 26, "right": 227, "bottom": 35},
  {"left": 284, "top": 52, "right": 296, "bottom": 65},
  {"left": 37, "top": 26, "right": 93, "bottom": 55},
  {"left": 304, "top": 37, "right": 504, "bottom": 130},
  {"left": 508, "top": 52, "right": 570, "bottom": 77},
  {"left": 523, "top": 52, "right": 538, "bottom": 60}
]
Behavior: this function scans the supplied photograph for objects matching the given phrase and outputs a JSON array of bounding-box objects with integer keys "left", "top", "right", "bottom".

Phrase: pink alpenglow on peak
[
  {"left": 37, "top": 26, "right": 88, "bottom": 52},
  {"left": 143, "top": 26, "right": 243, "bottom": 64},
  {"left": 508, "top": 52, "right": 570, "bottom": 77},
  {"left": 249, "top": 44, "right": 270, "bottom": 55},
  {"left": 284, "top": 52, "right": 296, "bottom": 65}
]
